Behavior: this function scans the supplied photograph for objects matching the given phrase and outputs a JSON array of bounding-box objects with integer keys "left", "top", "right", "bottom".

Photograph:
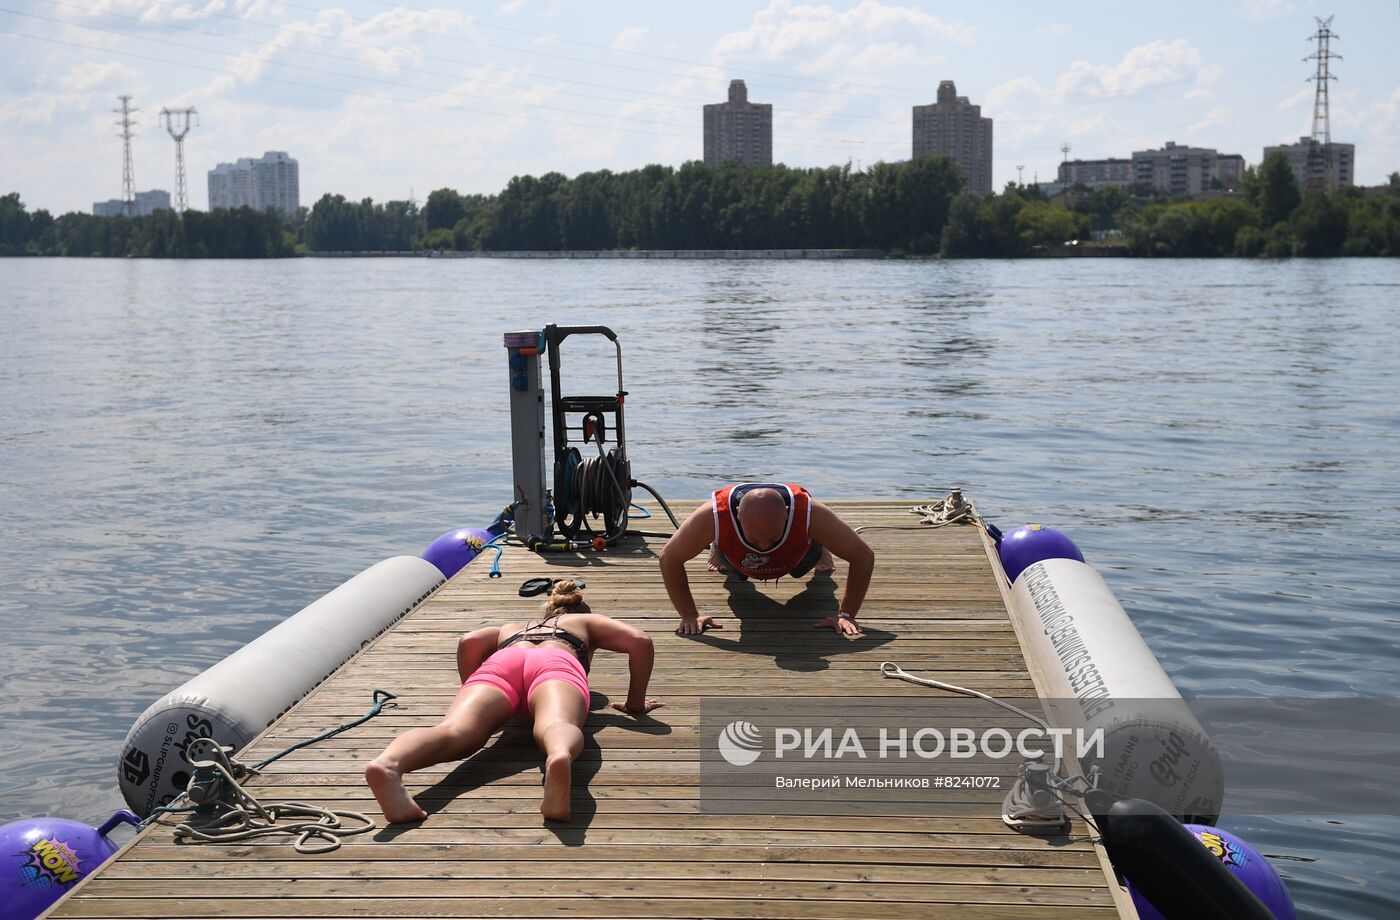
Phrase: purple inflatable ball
[
  {"left": 1129, "top": 824, "right": 1297, "bottom": 920},
  {"left": 423, "top": 527, "right": 495, "bottom": 580},
  {"left": 1, "top": 811, "right": 140, "bottom": 920},
  {"left": 997, "top": 523, "right": 1085, "bottom": 584}
]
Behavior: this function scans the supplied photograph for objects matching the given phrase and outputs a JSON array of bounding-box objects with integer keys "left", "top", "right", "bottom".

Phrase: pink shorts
[{"left": 460, "top": 645, "right": 589, "bottom": 717}]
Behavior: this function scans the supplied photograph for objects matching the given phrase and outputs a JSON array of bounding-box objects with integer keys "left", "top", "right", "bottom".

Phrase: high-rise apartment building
[
  {"left": 1131, "top": 142, "right": 1245, "bottom": 195},
  {"left": 703, "top": 80, "right": 773, "bottom": 166},
  {"left": 93, "top": 189, "right": 171, "bottom": 217},
  {"left": 207, "top": 151, "right": 300, "bottom": 213},
  {"left": 1057, "top": 158, "right": 1135, "bottom": 190},
  {"left": 912, "top": 81, "right": 993, "bottom": 196},
  {"left": 1262, "top": 137, "right": 1355, "bottom": 191}
]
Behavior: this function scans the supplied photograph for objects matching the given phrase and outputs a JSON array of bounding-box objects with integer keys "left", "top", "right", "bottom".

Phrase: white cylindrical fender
[
  {"left": 1007, "top": 557, "right": 1224, "bottom": 823},
  {"left": 118, "top": 555, "right": 444, "bottom": 816}
]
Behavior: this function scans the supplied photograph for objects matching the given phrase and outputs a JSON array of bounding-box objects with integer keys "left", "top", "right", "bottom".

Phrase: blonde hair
[{"left": 543, "top": 579, "right": 590, "bottom": 615}]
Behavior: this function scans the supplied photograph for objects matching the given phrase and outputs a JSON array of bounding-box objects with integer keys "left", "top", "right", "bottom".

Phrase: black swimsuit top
[{"left": 498, "top": 622, "right": 590, "bottom": 672}]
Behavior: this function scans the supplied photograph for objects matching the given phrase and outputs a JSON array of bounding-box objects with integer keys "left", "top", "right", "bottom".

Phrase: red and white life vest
[{"left": 712, "top": 483, "right": 813, "bottom": 580}]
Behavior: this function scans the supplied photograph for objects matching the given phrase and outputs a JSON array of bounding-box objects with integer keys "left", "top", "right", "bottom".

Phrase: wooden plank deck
[{"left": 49, "top": 499, "right": 1127, "bottom": 919}]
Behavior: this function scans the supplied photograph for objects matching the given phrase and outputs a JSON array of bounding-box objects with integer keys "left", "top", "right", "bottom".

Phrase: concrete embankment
[{"left": 308, "top": 248, "right": 887, "bottom": 259}]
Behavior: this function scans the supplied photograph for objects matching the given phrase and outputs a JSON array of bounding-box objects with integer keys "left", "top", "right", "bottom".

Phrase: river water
[{"left": 1, "top": 257, "right": 1397, "bottom": 916}]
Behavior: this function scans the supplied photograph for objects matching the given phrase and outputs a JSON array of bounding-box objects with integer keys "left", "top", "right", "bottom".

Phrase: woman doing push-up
[{"left": 365, "top": 579, "right": 660, "bottom": 822}]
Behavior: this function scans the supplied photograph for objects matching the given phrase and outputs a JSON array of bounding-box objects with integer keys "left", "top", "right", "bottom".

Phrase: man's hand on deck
[
  {"left": 814, "top": 613, "right": 864, "bottom": 637},
  {"left": 676, "top": 614, "right": 724, "bottom": 635}
]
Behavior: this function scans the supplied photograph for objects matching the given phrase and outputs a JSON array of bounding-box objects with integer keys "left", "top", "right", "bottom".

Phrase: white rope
[
  {"left": 854, "top": 490, "right": 979, "bottom": 533},
  {"left": 879, "top": 661, "right": 1049, "bottom": 732},
  {"left": 168, "top": 738, "right": 374, "bottom": 854},
  {"left": 880, "top": 661, "right": 1103, "bottom": 834}
]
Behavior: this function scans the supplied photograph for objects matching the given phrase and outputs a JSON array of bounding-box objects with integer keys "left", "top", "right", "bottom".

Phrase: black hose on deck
[{"left": 632, "top": 479, "right": 680, "bottom": 529}]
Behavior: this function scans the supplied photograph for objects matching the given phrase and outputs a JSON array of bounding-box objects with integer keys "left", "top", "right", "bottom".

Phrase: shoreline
[{"left": 309, "top": 248, "right": 889, "bottom": 259}]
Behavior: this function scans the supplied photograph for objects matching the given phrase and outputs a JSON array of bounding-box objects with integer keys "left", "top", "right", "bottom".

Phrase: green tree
[
  {"left": 0, "top": 193, "right": 30, "bottom": 255},
  {"left": 423, "top": 188, "right": 466, "bottom": 232},
  {"left": 940, "top": 191, "right": 984, "bottom": 256},
  {"left": 1291, "top": 193, "right": 1348, "bottom": 257},
  {"left": 1201, "top": 197, "right": 1258, "bottom": 254},
  {"left": 894, "top": 156, "right": 963, "bottom": 252},
  {"left": 1256, "top": 153, "right": 1301, "bottom": 226},
  {"left": 1070, "top": 185, "right": 1132, "bottom": 232},
  {"left": 1015, "top": 200, "right": 1088, "bottom": 249}
]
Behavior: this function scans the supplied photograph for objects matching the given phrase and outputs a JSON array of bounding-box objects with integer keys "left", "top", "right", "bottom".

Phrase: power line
[
  {"left": 350, "top": 0, "right": 947, "bottom": 98},
  {"left": 33, "top": 0, "right": 1281, "bottom": 133},
  {"left": 2, "top": 9, "right": 888, "bottom": 147},
  {"left": 67, "top": 0, "right": 938, "bottom": 102},
  {"left": 19, "top": 0, "right": 1299, "bottom": 145},
  {"left": 0, "top": 27, "right": 902, "bottom": 157},
  {"left": 30, "top": 0, "right": 909, "bottom": 125}
]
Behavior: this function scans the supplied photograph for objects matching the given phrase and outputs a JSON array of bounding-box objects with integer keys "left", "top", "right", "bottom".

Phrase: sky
[{"left": 2, "top": 0, "right": 1397, "bottom": 215}]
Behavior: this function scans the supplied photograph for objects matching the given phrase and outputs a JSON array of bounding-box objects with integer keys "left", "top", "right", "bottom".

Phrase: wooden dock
[{"left": 48, "top": 499, "right": 1130, "bottom": 919}]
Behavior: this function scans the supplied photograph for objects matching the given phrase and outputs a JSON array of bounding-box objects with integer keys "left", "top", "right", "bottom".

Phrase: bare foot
[
  {"left": 365, "top": 761, "right": 427, "bottom": 823},
  {"left": 540, "top": 753, "right": 572, "bottom": 821},
  {"left": 815, "top": 548, "right": 835, "bottom": 572},
  {"left": 707, "top": 550, "right": 728, "bottom": 574}
]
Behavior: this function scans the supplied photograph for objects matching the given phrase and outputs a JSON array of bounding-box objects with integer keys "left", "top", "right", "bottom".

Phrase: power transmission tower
[
  {"left": 1304, "top": 16, "right": 1341, "bottom": 191},
  {"left": 1016, "top": 164, "right": 1025, "bottom": 186},
  {"left": 1060, "top": 142, "right": 1071, "bottom": 163},
  {"left": 114, "top": 95, "right": 138, "bottom": 216},
  {"left": 160, "top": 107, "right": 199, "bottom": 212}
]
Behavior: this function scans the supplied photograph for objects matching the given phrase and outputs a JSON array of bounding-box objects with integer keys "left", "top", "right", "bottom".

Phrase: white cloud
[
  {"left": 57, "top": 61, "right": 142, "bottom": 92},
  {"left": 1056, "top": 39, "right": 1214, "bottom": 98},
  {"left": 0, "top": 94, "right": 70, "bottom": 129},
  {"left": 496, "top": 0, "right": 528, "bottom": 14},
  {"left": 190, "top": 4, "right": 473, "bottom": 97},
  {"left": 1330, "top": 86, "right": 1400, "bottom": 171},
  {"left": 711, "top": 0, "right": 970, "bottom": 79},
  {"left": 987, "top": 41, "right": 1229, "bottom": 168},
  {"left": 75, "top": 1, "right": 263, "bottom": 25},
  {"left": 1190, "top": 106, "right": 1232, "bottom": 132},
  {"left": 1239, "top": 0, "right": 1295, "bottom": 20},
  {"left": 611, "top": 27, "right": 647, "bottom": 53},
  {"left": 1277, "top": 86, "right": 1311, "bottom": 109},
  {"left": 987, "top": 40, "right": 1217, "bottom": 114}
]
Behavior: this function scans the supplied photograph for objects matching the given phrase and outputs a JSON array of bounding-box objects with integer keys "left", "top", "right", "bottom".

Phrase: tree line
[
  {"left": 4, "top": 154, "right": 1398, "bottom": 259},
  {"left": 942, "top": 156, "right": 1400, "bottom": 258},
  {"left": 0, "top": 195, "right": 293, "bottom": 258}
]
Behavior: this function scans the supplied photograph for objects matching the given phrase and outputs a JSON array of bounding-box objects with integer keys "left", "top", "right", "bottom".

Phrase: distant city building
[
  {"left": 1131, "top": 142, "right": 1245, "bottom": 195},
  {"left": 207, "top": 151, "right": 300, "bottom": 213},
  {"left": 1262, "top": 137, "right": 1354, "bottom": 191},
  {"left": 912, "top": 80, "right": 993, "bottom": 196},
  {"left": 1057, "top": 158, "right": 1135, "bottom": 190},
  {"left": 93, "top": 189, "right": 171, "bottom": 217},
  {"left": 703, "top": 80, "right": 773, "bottom": 166}
]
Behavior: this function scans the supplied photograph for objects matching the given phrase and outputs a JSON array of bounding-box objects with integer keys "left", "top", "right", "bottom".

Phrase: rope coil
[
  {"left": 142, "top": 690, "right": 397, "bottom": 852},
  {"left": 170, "top": 739, "right": 374, "bottom": 854},
  {"left": 855, "top": 490, "right": 979, "bottom": 533}
]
